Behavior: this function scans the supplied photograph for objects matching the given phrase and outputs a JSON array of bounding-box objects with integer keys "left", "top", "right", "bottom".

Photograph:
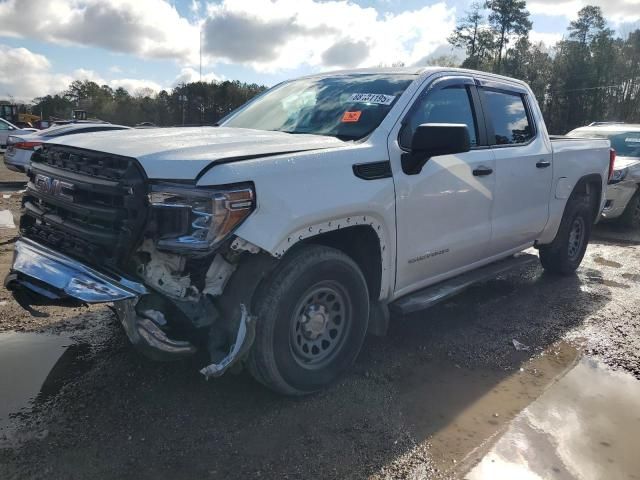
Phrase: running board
[{"left": 390, "top": 253, "right": 538, "bottom": 316}]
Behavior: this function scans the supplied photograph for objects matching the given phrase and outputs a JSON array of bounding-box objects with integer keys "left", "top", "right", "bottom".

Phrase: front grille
[{"left": 21, "top": 145, "right": 147, "bottom": 273}]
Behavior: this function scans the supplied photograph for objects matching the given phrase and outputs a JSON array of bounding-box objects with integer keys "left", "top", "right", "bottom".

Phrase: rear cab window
[{"left": 482, "top": 89, "right": 535, "bottom": 145}]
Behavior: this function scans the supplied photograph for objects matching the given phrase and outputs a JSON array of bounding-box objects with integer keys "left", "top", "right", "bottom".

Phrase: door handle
[
  {"left": 473, "top": 166, "right": 493, "bottom": 176},
  {"left": 536, "top": 159, "right": 551, "bottom": 168}
]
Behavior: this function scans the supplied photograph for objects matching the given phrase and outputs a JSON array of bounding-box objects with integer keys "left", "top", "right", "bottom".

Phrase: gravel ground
[{"left": 0, "top": 187, "right": 638, "bottom": 479}]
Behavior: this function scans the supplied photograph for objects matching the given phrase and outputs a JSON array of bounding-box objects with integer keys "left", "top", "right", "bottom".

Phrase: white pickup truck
[{"left": 5, "top": 68, "right": 611, "bottom": 395}]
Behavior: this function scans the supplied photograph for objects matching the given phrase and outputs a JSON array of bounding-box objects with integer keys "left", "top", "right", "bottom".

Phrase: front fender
[{"left": 197, "top": 147, "right": 398, "bottom": 300}]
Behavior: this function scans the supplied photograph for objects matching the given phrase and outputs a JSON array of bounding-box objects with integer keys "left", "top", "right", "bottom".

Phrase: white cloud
[
  {"left": 528, "top": 0, "right": 640, "bottom": 24},
  {"left": 0, "top": 45, "right": 168, "bottom": 101},
  {"left": 529, "top": 31, "right": 564, "bottom": 46},
  {"left": 173, "top": 67, "right": 222, "bottom": 85},
  {"left": 0, "top": 0, "right": 200, "bottom": 63},
  {"left": 0, "top": 44, "right": 72, "bottom": 101},
  {"left": 202, "top": 0, "right": 457, "bottom": 71},
  {"left": 0, "top": 0, "right": 457, "bottom": 78}
]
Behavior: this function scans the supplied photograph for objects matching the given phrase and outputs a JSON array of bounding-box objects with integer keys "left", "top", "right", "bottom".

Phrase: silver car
[
  {"left": 3, "top": 122, "right": 130, "bottom": 173},
  {"left": 567, "top": 124, "right": 640, "bottom": 228},
  {"left": 0, "top": 117, "right": 37, "bottom": 152}
]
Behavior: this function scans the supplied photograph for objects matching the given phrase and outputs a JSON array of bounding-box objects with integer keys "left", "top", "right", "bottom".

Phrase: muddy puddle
[
  {"left": 464, "top": 357, "right": 640, "bottom": 479},
  {"left": 0, "top": 332, "right": 89, "bottom": 438},
  {"left": 394, "top": 342, "right": 581, "bottom": 475}
]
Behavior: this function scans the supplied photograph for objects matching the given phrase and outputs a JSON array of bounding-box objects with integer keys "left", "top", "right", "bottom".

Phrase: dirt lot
[{"left": 0, "top": 171, "right": 639, "bottom": 479}]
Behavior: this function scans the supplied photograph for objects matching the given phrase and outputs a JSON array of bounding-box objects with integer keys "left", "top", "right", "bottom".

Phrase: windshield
[
  {"left": 569, "top": 129, "right": 640, "bottom": 158},
  {"left": 222, "top": 74, "right": 416, "bottom": 140}
]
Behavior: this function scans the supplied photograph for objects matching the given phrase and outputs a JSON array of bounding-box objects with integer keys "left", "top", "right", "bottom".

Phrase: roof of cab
[{"left": 295, "top": 66, "right": 530, "bottom": 88}]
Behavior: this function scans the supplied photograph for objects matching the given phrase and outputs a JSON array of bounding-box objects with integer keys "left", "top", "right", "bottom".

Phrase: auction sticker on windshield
[
  {"left": 342, "top": 111, "right": 362, "bottom": 123},
  {"left": 348, "top": 93, "right": 396, "bottom": 105}
]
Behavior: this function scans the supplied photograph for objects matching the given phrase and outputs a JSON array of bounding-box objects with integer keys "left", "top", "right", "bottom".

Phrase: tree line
[
  {"left": 448, "top": 1, "right": 640, "bottom": 134},
  {"left": 31, "top": 80, "right": 266, "bottom": 127}
]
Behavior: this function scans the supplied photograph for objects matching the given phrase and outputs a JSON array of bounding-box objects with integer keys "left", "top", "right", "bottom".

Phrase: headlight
[
  {"left": 609, "top": 168, "right": 628, "bottom": 184},
  {"left": 148, "top": 183, "right": 255, "bottom": 254}
]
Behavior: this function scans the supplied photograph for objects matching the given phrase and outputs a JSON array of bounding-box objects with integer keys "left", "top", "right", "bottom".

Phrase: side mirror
[{"left": 401, "top": 123, "right": 471, "bottom": 175}]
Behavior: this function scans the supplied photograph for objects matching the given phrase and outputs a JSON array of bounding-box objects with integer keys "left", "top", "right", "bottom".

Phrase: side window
[
  {"left": 482, "top": 89, "right": 534, "bottom": 145},
  {"left": 0, "top": 120, "right": 9, "bottom": 131},
  {"left": 400, "top": 85, "right": 478, "bottom": 149}
]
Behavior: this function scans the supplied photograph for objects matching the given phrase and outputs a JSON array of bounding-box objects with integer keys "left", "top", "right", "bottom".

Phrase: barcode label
[{"left": 348, "top": 93, "right": 396, "bottom": 105}]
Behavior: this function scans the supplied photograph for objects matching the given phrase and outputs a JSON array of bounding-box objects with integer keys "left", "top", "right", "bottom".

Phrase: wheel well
[
  {"left": 297, "top": 225, "right": 383, "bottom": 299},
  {"left": 572, "top": 174, "right": 603, "bottom": 223}
]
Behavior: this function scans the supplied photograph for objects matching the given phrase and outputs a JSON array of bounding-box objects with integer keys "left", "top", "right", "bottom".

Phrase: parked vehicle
[
  {"left": 3, "top": 123, "right": 131, "bottom": 173},
  {"left": 0, "top": 101, "right": 18, "bottom": 124},
  {"left": 567, "top": 124, "right": 640, "bottom": 228},
  {"left": 5, "top": 68, "right": 611, "bottom": 394},
  {"left": 0, "top": 117, "right": 37, "bottom": 152}
]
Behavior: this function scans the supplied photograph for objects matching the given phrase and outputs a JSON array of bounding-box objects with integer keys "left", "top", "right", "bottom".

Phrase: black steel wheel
[{"left": 247, "top": 245, "right": 369, "bottom": 395}]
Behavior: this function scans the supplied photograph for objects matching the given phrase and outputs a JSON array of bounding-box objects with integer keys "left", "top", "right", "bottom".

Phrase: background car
[
  {"left": 3, "top": 122, "right": 131, "bottom": 173},
  {"left": 0, "top": 117, "right": 37, "bottom": 153},
  {"left": 567, "top": 123, "right": 640, "bottom": 228}
]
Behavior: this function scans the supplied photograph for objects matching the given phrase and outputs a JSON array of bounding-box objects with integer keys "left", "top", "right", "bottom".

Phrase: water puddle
[
  {"left": 585, "top": 276, "right": 631, "bottom": 289},
  {"left": 0, "top": 332, "right": 90, "bottom": 438},
  {"left": 395, "top": 342, "right": 580, "bottom": 473},
  {"left": 465, "top": 357, "right": 640, "bottom": 479},
  {"left": 621, "top": 273, "right": 640, "bottom": 282},
  {"left": 593, "top": 256, "right": 623, "bottom": 268}
]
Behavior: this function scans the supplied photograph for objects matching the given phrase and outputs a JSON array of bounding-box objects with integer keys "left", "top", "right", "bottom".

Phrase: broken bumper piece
[
  {"left": 5, "top": 238, "right": 147, "bottom": 303},
  {"left": 200, "top": 304, "right": 255, "bottom": 378},
  {"left": 114, "top": 299, "right": 197, "bottom": 360}
]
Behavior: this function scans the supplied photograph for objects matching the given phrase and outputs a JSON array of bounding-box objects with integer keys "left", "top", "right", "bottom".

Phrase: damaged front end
[{"left": 6, "top": 145, "right": 270, "bottom": 377}]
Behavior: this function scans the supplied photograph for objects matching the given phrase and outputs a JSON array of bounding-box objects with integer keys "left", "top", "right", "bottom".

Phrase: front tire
[
  {"left": 247, "top": 245, "right": 369, "bottom": 395},
  {"left": 539, "top": 194, "right": 592, "bottom": 275}
]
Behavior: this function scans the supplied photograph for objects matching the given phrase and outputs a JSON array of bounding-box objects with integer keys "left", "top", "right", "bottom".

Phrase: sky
[{"left": 0, "top": 0, "right": 639, "bottom": 102}]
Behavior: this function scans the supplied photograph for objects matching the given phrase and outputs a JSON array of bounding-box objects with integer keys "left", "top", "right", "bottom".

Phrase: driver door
[{"left": 389, "top": 76, "right": 496, "bottom": 297}]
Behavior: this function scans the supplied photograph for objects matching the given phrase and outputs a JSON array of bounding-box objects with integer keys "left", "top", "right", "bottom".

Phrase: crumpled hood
[{"left": 46, "top": 126, "right": 347, "bottom": 179}]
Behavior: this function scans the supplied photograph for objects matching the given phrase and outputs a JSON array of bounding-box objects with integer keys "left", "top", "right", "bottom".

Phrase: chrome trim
[{"left": 10, "top": 238, "right": 147, "bottom": 303}]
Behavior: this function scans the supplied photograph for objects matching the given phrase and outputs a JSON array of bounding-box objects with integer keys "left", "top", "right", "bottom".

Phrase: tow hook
[{"left": 200, "top": 304, "right": 256, "bottom": 379}]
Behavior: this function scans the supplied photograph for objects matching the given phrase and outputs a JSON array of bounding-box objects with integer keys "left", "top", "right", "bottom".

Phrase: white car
[
  {"left": 0, "top": 117, "right": 37, "bottom": 153},
  {"left": 3, "top": 123, "right": 131, "bottom": 173},
  {"left": 567, "top": 124, "right": 640, "bottom": 227},
  {"left": 6, "top": 68, "right": 611, "bottom": 394}
]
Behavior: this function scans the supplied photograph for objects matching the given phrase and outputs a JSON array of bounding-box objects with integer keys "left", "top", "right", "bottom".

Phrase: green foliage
[
  {"left": 450, "top": 3, "right": 640, "bottom": 133},
  {"left": 485, "top": 0, "right": 532, "bottom": 72},
  {"left": 31, "top": 79, "right": 267, "bottom": 127},
  {"left": 450, "top": 0, "right": 530, "bottom": 72}
]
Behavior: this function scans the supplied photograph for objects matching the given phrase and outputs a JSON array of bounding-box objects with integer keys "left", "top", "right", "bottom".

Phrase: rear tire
[
  {"left": 619, "top": 190, "right": 640, "bottom": 229},
  {"left": 539, "top": 194, "right": 592, "bottom": 275},
  {"left": 247, "top": 245, "right": 369, "bottom": 395}
]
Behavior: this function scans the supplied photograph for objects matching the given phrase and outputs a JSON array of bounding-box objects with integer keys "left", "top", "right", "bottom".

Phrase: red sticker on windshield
[{"left": 342, "top": 111, "right": 362, "bottom": 123}]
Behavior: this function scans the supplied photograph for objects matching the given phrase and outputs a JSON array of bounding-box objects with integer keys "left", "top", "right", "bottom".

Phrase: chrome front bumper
[
  {"left": 6, "top": 238, "right": 197, "bottom": 359},
  {"left": 5, "top": 238, "right": 147, "bottom": 303}
]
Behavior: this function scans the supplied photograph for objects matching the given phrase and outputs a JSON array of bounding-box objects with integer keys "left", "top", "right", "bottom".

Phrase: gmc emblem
[{"left": 34, "top": 174, "right": 75, "bottom": 202}]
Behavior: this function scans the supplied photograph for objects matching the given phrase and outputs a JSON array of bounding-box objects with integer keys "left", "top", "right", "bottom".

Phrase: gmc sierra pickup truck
[{"left": 5, "top": 68, "right": 612, "bottom": 395}]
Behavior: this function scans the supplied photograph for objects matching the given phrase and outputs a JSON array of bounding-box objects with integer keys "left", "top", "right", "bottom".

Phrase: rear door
[
  {"left": 389, "top": 76, "right": 496, "bottom": 296},
  {"left": 477, "top": 82, "right": 553, "bottom": 255}
]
